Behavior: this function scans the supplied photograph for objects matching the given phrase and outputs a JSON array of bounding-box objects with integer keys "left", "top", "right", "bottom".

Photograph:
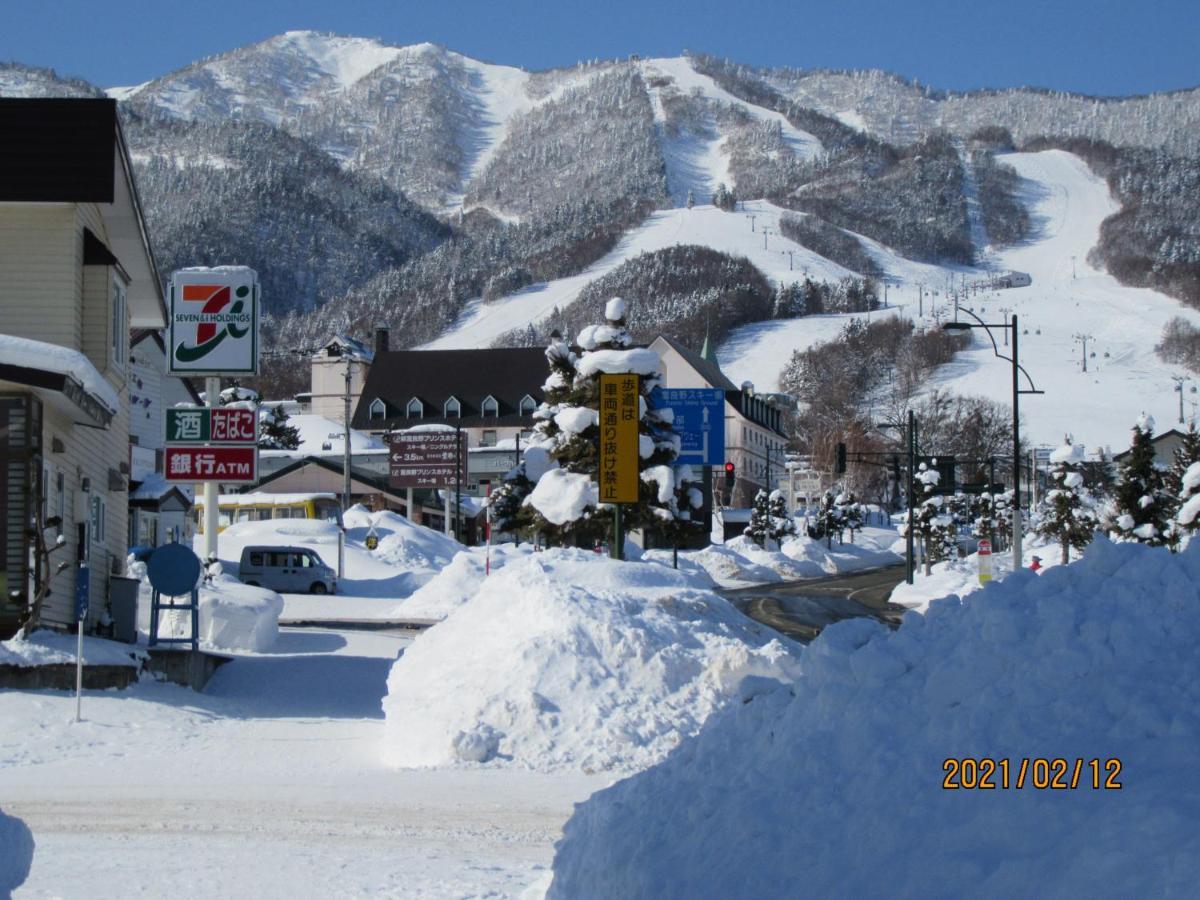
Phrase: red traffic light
[{"left": 724, "top": 462, "right": 735, "bottom": 473}]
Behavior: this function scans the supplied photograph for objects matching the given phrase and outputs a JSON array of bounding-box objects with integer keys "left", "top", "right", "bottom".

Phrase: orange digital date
[{"left": 942, "top": 758, "right": 1122, "bottom": 790}]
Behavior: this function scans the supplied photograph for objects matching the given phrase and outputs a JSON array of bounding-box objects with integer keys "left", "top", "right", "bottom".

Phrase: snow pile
[
  {"left": 0, "top": 630, "right": 144, "bottom": 668},
  {"left": 145, "top": 575, "right": 284, "bottom": 652},
  {"left": 381, "top": 550, "right": 800, "bottom": 773},
  {"left": 1179, "top": 462, "right": 1200, "bottom": 529},
  {"left": 344, "top": 507, "right": 460, "bottom": 572},
  {"left": 0, "top": 806, "right": 34, "bottom": 894},
  {"left": 525, "top": 468, "right": 599, "bottom": 525},
  {"left": 549, "top": 538, "right": 1200, "bottom": 898},
  {"left": 393, "top": 543, "right": 531, "bottom": 620},
  {"left": 575, "top": 348, "right": 663, "bottom": 378}
]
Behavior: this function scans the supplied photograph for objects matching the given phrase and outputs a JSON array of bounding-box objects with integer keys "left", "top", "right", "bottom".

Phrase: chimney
[{"left": 374, "top": 327, "right": 389, "bottom": 355}]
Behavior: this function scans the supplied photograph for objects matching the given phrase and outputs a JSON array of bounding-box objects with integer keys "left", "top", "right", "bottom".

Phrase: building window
[
  {"left": 90, "top": 494, "right": 106, "bottom": 544},
  {"left": 111, "top": 277, "right": 127, "bottom": 369},
  {"left": 481, "top": 430, "right": 497, "bottom": 447},
  {"left": 519, "top": 394, "right": 536, "bottom": 416},
  {"left": 481, "top": 395, "right": 499, "bottom": 417},
  {"left": 444, "top": 396, "right": 461, "bottom": 418},
  {"left": 368, "top": 398, "right": 386, "bottom": 421},
  {"left": 406, "top": 398, "right": 423, "bottom": 419}
]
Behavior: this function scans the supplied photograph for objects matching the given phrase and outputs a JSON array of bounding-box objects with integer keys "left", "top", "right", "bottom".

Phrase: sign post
[
  {"left": 977, "top": 538, "right": 993, "bottom": 585},
  {"left": 599, "top": 374, "right": 640, "bottom": 560},
  {"left": 388, "top": 428, "right": 468, "bottom": 540},
  {"left": 73, "top": 564, "right": 89, "bottom": 723},
  {"left": 167, "top": 267, "right": 260, "bottom": 565}
]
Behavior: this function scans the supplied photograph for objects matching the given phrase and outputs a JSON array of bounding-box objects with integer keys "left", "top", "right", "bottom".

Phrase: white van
[{"left": 239, "top": 546, "right": 337, "bottom": 595}]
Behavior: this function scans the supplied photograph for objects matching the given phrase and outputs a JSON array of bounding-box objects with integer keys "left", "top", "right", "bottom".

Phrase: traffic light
[
  {"left": 835, "top": 442, "right": 847, "bottom": 474},
  {"left": 724, "top": 461, "right": 735, "bottom": 488}
]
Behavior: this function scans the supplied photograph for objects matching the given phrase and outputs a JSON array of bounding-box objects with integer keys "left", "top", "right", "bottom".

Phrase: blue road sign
[
  {"left": 651, "top": 388, "right": 726, "bottom": 465},
  {"left": 74, "top": 565, "right": 89, "bottom": 621}
]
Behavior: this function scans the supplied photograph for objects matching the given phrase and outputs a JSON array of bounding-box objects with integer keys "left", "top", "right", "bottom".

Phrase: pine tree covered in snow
[
  {"left": 745, "top": 489, "right": 795, "bottom": 548},
  {"left": 1035, "top": 438, "right": 1099, "bottom": 564},
  {"left": 899, "top": 462, "right": 952, "bottom": 574},
  {"left": 1108, "top": 415, "right": 1172, "bottom": 546},
  {"left": 1177, "top": 461, "right": 1200, "bottom": 541},
  {"left": 259, "top": 404, "right": 301, "bottom": 450},
  {"left": 521, "top": 298, "right": 699, "bottom": 545},
  {"left": 1164, "top": 424, "right": 1200, "bottom": 546},
  {"left": 744, "top": 490, "right": 771, "bottom": 547}
]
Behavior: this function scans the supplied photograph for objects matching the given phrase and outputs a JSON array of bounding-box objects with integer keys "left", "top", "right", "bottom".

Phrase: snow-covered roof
[
  {"left": 130, "top": 472, "right": 194, "bottom": 503},
  {"left": 197, "top": 492, "right": 339, "bottom": 507},
  {"left": 0, "top": 332, "right": 120, "bottom": 412},
  {"left": 258, "top": 414, "right": 388, "bottom": 458},
  {"left": 318, "top": 332, "right": 374, "bottom": 363}
]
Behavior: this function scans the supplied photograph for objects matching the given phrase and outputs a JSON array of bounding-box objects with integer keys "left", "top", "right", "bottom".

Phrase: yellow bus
[{"left": 194, "top": 492, "right": 344, "bottom": 534}]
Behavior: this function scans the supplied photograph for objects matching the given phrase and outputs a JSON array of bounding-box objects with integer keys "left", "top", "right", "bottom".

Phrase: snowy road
[{"left": 2, "top": 628, "right": 597, "bottom": 898}]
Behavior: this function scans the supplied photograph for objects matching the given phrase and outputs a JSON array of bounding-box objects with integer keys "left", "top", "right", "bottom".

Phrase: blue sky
[{"left": 3, "top": 0, "right": 1196, "bottom": 96}]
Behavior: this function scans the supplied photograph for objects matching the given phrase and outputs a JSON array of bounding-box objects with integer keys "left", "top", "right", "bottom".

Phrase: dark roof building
[{"left": 352, "top": 347, "right": 547, "bottom": 431}]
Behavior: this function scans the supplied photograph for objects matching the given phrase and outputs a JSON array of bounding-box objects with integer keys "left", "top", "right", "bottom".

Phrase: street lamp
[{"left": 943, "top": 310, "right": 1044, "bottom": 571}]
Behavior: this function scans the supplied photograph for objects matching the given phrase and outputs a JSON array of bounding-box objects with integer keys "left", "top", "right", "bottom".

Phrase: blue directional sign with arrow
[{"left": 651, "top": 388, "right": 726, "bottom": 466}]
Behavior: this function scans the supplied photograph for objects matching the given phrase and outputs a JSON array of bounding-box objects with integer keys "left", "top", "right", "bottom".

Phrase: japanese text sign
[
  {"left": 598, "top": 373, "right": 639, "bottom": 504},
  {"left": 388, "top": 430, "right": 466, "bottom": 488},
  {"left": 164, "top": 446, "right": 258, "bottom": 483},
  {"left": 166, "top": 407, "right": 257, "bottom": 444},
  {"left": 650, "top": 387, "right": 726, "bottom": 465}
]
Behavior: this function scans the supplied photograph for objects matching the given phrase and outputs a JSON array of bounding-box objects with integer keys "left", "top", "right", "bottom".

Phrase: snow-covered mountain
[{"left": 3, "top": 34, "right": 1198, "bottom": 448}]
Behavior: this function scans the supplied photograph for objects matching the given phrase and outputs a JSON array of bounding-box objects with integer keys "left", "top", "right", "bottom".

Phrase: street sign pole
[
  {"left": 74, "top": 563, "right": 88, "bottom": 723},
  {"left": 203, "top": 376, "right": 220, "bottom": 563}
]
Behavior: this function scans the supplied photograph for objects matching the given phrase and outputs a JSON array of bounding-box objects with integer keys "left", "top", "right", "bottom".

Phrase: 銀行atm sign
[
  {"left": 165, "top": 446, "right": 258, "bottom": 483},
  {"left": 167, "top": 267, "right": 260, "bottom": 376}
]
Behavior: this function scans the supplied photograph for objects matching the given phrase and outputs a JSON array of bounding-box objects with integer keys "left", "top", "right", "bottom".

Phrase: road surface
[{"left": 723, "top": 564, "right": 909, "bottom": 642}]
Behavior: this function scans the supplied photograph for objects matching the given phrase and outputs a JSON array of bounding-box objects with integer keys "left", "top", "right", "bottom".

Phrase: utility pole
[
  {"left": 1073, "top": 333, "right": 1094, "bottom": 373},
  {"left": 762, "top": 227, "right": 771, "bottom": 250},
  {"left": 1011, "top": 314, "right": 1023, "bottom": 571},
  {"left": 787, "top": 249, "right": 794, "bottom": 271},
  {"left": 1173, "top": 375, "right": 1193, "bottom": 425},
  {"left": 999, "top": 307, "right": 1011, "bottom": 346},
  {"left": 748, "top": 214, "right": 757, "bottom": 232},
  {"left": 906, "top": 410, "right": 916, "bottom": 585},
  {"left": 917, "top": 283, "right": 924, "bottom": 317}
]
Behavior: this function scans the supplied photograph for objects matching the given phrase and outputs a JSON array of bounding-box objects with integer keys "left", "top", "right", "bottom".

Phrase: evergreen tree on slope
[
  {"left": 522, "top": 297, "right": 699, "bottom": 545},
  {"left": 1035, "top": 437, "right": 1098, "bottom": 565},
  {"left": 259, "top": 403, "right": 301, "bottom": 451},
  {"left": 1108, "top": 414, "right": 1171, "bottom": 546}
]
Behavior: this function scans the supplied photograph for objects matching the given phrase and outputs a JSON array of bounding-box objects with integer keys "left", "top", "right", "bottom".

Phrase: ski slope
[
  {"left": 423, "top": 200, "right": 854, "bottom": 350},
  {"left": 927, "top": 149, "right": 1200, "bottom": 452}
]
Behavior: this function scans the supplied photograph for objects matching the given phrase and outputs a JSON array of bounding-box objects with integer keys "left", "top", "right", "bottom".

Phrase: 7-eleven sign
[{"left": 168, "top": 268, "right": 260, "bottom": 375}]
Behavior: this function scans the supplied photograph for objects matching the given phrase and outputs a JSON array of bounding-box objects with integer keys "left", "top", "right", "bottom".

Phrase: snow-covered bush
[{"left": 1035, "top": 437, "right": 1099, "bottom": 564}]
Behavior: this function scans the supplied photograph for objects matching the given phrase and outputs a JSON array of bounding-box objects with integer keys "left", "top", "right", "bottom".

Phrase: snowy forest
[{"left": 1, "top": 39, "right": 1196, "bottom": 396}]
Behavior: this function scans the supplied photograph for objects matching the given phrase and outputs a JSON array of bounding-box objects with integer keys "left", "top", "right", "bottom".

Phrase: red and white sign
[
  {"left": 978, "top": 539, "right": 992, "bottom": 556},
  {"left": 165, "top": 446, "right": 258, "bottom": 483}
]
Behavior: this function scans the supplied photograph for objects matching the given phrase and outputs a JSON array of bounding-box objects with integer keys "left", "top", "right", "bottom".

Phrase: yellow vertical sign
[{"left": 599, "top": 373, "right": 639, "bottom": 503}]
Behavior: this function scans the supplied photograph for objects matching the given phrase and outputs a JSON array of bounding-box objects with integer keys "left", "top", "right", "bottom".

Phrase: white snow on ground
[
  {"left": 381, "top": 550, "right": 800, "bottom": 773},
  {"left": 424, "top": 200, "right": 853, "bottom": 350},
  {"left": 129, "top": 562, "right": 284, "bottom": 653},
  {"left": 640, "top": 57, "right": 823, "bottom": 163},
  {"left": 548, "top": 538, "right": 1200, "bottom": 898},
  {"left": 0, "top": 630, "right": 144, "bottom": 668},
  {"left": 719, "top": 306, "right": 904, "bottom": 393},
  {"left": 0, "top": 627, "right": 596, "bottom": 897},
  {"left": 637, "top": 57, "right": 822, "bottom": 207},
  {"left": 926, "top": 149, "right": 1200, "bottom": 450}
]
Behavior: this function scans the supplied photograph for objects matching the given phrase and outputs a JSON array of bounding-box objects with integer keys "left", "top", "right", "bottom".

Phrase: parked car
[{"left": 238, "top": 546, "right": 337, "bottom": 595}]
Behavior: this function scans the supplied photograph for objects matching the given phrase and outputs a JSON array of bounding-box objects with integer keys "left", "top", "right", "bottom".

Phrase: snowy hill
[{"left": 3, "top": 37, "right": 1198, "bottom": 449}]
